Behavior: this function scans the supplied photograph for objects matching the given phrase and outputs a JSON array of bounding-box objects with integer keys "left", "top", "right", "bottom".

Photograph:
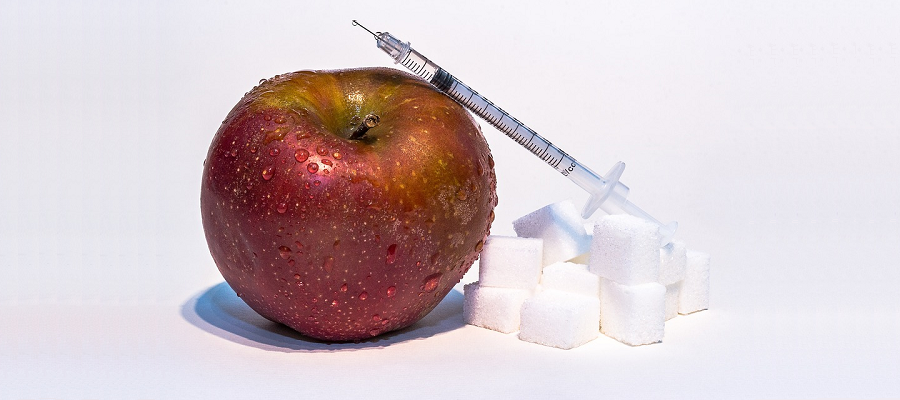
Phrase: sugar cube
[
  {"left": 463, "top": 282, "right": 532, "bottom": 333},
  {"left": 599, "top": 278, "right": 665, "bottom": 346},
  {"left": 679, "top": 250, "right": 710, "bottom": 315},
  {"left": 540, "top": 262, "right": 600, "bottom": 298},
  {"left": 519, "top": 290, "right": 600, "bottom": 349},
  {"left": 478, "top": 236, "right": 543, "bottom": 290},
  {"left": 589, "top": 215, "right": 662, "bottom": 285},
  {"left": 664, "top": 282, "right": 682, "bottom": 321},
  {"left": 659, "top": 241, "right": 687, "bottom": 285},
  {"left": 513, "top": 200, "right": 591, "bottom": 266}
]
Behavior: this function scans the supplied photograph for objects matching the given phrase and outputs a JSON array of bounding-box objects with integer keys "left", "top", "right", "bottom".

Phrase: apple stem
[{"left": 349, "top": 113, "right": 380, "bottom": 140}]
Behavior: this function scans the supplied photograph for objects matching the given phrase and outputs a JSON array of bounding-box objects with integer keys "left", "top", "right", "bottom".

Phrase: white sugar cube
[
  {"left": 599, "top": 278, "right": 665, "bottom": 346},
  {"left": 478, "top": 236, "right": 543, "bottom": 290},
  {"left": 679, "top": 250, "right": 710, "bottom": 315},
  {"left": 589, "top": 215, "right": 662, "bottom": 285},
  {"left": 659, "top": 241, "right": 687, "bottom": 285},
  {"left": 513, "top": 200, "right": 591, "bottom": 266},
  {"left": 540, "top": 262, "right": 600, "bottom": 298},
  {"left": 463, "top": 282, "right": 532, "bottom": 333},
  {"left": 665, "top": 282, "right": 682, "bottom": 321},
  {"left": 519, "top": 290, "right": 600, "bottom": 350}
]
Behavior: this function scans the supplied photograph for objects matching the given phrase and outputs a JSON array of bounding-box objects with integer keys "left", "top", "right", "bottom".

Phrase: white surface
[{"left": 1, "top": 0, "right": 899, "bottom": 398}]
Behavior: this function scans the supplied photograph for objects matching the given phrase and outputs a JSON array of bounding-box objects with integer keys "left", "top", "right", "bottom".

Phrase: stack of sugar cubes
[{"left": 463, "top": 200, "right": 710, "bottom": 349}]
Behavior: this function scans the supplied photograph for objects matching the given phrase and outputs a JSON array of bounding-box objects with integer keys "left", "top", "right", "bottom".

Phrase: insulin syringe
[{"left": 352, "top": 21, "right": 677, "bottom": 244}]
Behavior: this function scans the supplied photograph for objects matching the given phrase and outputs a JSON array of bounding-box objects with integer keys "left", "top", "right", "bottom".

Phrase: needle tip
[{"left": 351, "top": 20, "right": 378, "bottom": 38}]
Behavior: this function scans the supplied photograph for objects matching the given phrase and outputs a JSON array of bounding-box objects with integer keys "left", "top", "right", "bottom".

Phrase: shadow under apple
[{"left": 181, "top": 281, "right": 465, "bottom": 352}]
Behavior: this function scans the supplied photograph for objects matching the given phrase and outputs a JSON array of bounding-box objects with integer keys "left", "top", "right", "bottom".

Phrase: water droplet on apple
[
  {"left": 259, "top": 78, "right": 267, "bottom": 85},
  {"left": 287, "top": 259, "right": 295, "bottom": 267},
  {"left": 295, "top": 241, "right": 304, "bottom": 251},
  {"left": 385, "top": 244, "right": 397, "bottom": 264},
  {"left": 262, "top": 166, "right": 275, "bottom": 180},
  {"left": 368, "top": 328, "right": 382, "bottom": 336},
  {"left": 314, "top": 180, "right": 321, "bottom": 186},
  {"left": 358, "top": 291, "right": 368, "bottom": 300},
  {"left": 456, "top": 189, "right": 467, "bottom": 201},
  {"left": 294, "top": 148, "right": 310, "bottom": 163},
  {"left": 422, "top": 273, "right": 442, "bottom": 292},
  {"left": 230, "top": 149, "right": 238, "bottom": 157},
  {"left": 269, "top": 148, "right": 280, "bottom": 156},
  {"left": 386, "top": 286, "right": 397, "bottom": 297},
  {"left": 263, "top": 113, "right": 271, "bottom": 121},
  {"left": 316, "top": 146, "right": 327, "bottom": 156},
  {"left": 277, "top": 202, "right": 287, "bottom": 213},
  {"left": 331, "top": 299, "right": 339, "bottom": 307},
  {"left": 333, "top": 240, "right": 340, "bottom": 250},
  {"left": 340, "top": 283, "right": 348, "bottom": 292},
  {"left": 250, "top": 146, "right": 258, "bottom": 154},
  {"left": 307, "top": 163, "right": 319, "bottom": 173},
  {"left": 372, "top": 314, "right": 381, "bottom": 321},
  {"left": 323, "top": 256, "right": 334, "bottom": 273},
  {"left": 474, "top": 239, "right": 484, "bottom": 252},
  {"left": 278, "top": 246, "right": 292, "bottom": 259},
  {"left": 274, "top": 115, "right": 286, "bottom": 124},
  {"left": 321, "top": 158, "right": 333, "bottom": 167},
  {"left": 294, "top": 274, "right": 301, "bottom": 280},
  {"left": 333, "top": 152, "right": 342, "bottom": 160}
]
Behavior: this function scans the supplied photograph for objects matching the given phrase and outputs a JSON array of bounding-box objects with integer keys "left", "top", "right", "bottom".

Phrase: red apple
[{"left": 201, "top": 67, "right": 497, "bottom": 341}]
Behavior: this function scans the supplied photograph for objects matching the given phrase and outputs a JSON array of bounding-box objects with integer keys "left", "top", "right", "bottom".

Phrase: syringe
[{"left": 352, "top": 21, "right": 677, "bottom": 244}]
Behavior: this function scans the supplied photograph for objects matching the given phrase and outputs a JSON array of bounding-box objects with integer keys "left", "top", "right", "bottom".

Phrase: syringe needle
[{"left": 352, "top": 20, "right": 379, "bottom": 39}]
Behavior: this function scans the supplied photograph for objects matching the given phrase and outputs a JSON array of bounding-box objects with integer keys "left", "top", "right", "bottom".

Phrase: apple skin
[{"left": 201, "top": 67, "right": 497, "bottom": 341}]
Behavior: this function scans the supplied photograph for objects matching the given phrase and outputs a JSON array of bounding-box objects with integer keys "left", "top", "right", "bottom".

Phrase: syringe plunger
[{"left": 580, "top": 162, "right": 677, "bottom": 245}]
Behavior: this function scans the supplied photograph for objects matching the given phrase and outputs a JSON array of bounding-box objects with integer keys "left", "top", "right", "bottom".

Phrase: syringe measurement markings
[
  {"left": 400, "top": 57, "right": 417, "bottom": 73},
  {"left": 407, "top": 55, "right": 424, "bottom": 75},
  {"left": 510, "top": 125, "right": 529, "bottom": 145},
  {"left": 483, "top": 105, "right": 501, "bottom": 125},
  {"left": 429, "top": 69, "right": 569, "bottom": 172},
  {"left": 401, "top": 53, "right": 434, "bottom": 80}
]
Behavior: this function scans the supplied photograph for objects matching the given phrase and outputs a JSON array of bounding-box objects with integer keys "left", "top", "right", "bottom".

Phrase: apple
[{"left": 200, "top": 67, "right": 497, "bottom": 341}]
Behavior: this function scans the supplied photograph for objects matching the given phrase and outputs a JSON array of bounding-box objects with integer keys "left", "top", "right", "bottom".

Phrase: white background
[{"left": 1, "top": 0, "right": 899, "bottom": 398}]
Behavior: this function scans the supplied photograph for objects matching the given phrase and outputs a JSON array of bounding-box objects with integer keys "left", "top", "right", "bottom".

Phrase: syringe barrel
[{"left": 366, "top": 29, "right": 677, "bottom": 242}]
